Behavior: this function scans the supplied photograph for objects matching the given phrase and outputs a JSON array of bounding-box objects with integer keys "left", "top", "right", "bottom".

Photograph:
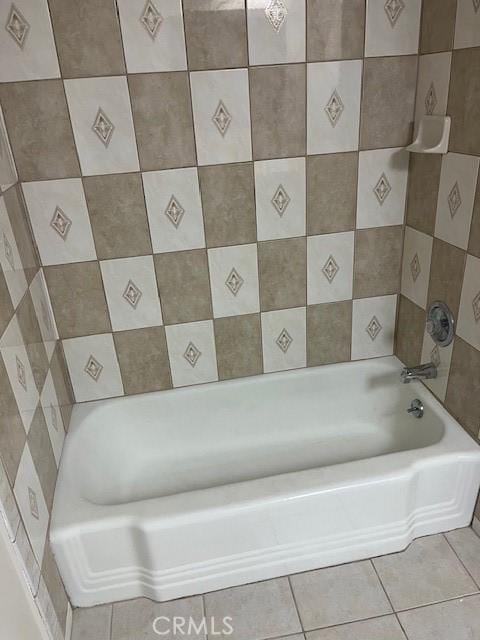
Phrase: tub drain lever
[{"left": 407, "top": 399, "right": 424, "bottom": 419}]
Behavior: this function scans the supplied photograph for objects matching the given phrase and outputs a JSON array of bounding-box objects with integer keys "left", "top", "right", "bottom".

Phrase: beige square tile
[
  {"left": 360, "top": 57, "right": 417, "bottom": 150},
  {"left": 354, "top": 227, "right": 403, "bottom": 299},
  {"left": 415, "top": 53, "right": 452, "bottom": 126},
  {"left": 448, "top": 48, "right": 480, "bottom": 156},
  {"left": 373, "top": 534, "right": 477, "bottom": 610},
  {"left": 0, "top": 0, "right": 60, "bottom": 82},
  {"left": 445, "top": 337, "right": 480, "bottom": 438},
  {"left": 13, "top": 520, "right": 40, "bottom": 595},
  {"left": 0, "top": 196, "right": 28, "bottom": 309},
  {"left": 405, "top": 154, "right": 442, "bottom": 236},
  {"left": 0, "top": 266, "right": 14, "bottom": 337},
  {"left": 420, "top": 326, "right": 454, "bottom": 402},
  {"left": 45, "top": 262, "right": 111, "bottom": 339},
  {"left": 307, "top": 301, "right": 352, "bottom": 366},
  {"left": 0, "top": 454, "right": 20, "bottom": 540},
  {"left": 420, "top": 0, "right": 456, "bottom": 53},
  {"left": 39, "top": 370, "right": 65, "bottom": 466},
  {"left": 84, "top": 173, "right": 152, "bottom": 260},
  {"left": 165, "top": 320, "right": 218, "bottom": 388},
  {"left": 112, "top": 595, "right": 204, "bottom": 640},
  {"left": 262, "top": 307, "right": 306, "bottom": 373},
  {"left": 204, "top": 578, "right": 301, "bottom": 640},
  {"left": 117, "top": 0, "right": 187, "bottom": 73},
  {"left": 3, "top": 186, "right": 39, "bottom": 284},
  {"left": 41, "top": 535, "right": 69, "bottom": 633},
  {"left": 48, "top": 0, "right": 125, "bottom": 78},
  {"left": 16, "top": 291, "right": 49, "bottom": 393},
  {"left": 247, "top": 0, "right": 306, "bottom": 66},
  {"left": 63, "top": 333, "right": 124, "bottom": 402},
  {"left": 183, "top": 0, "right": 247, "bottom": 71},
  {"left": 398, "top": 595, "right": 480, "bottom": 640},
  {"left": 427, "top": 238, "right": 466, "bottom": 319},
  {"left": 445, "top": 527, "right": 480, "bottom": 587},
  {"left": 72, "top": 605, "right": 112, "bottom": 640},
  {"left": 190, "top": 69, "right": 252, "bottom": 166},
  {"left": 306, "top": 615, "right": 406, "bottom": 640},
  {"left": 250, "top": 64, "right": 306, "bottom": 160},
  {"left": 199, "top": 163, "right": 256, "bottom": 248},
  {"left": 214, "top": 314, "right": 262, "bottom": 381},
  {"left": 307, "top": 153, "right": 357, "bottom": 235},
  {"left": 307, "top": 0, "right": 365, "bottom": 62},
  {"left": 129, "top": 72, "right": 196, "bottom": 171},
  {"left": 290, "top": 560, "right": 392, "bottom": 630},
  {"left": 259, "top": 237, "right": 306, "bottom": 311},
  {"left": 395, "top": 295, "right": 426, "bottom": 368},
  {"left": 114, "top": 326, "right": 172, "bottom": 395},
  {"left": 64, "top": 76, "right": 139, "bottom": 176},
  {"left": 0, "top": 80, "right": 80, "bottom": 181},
  {"left": 154, "top": 250, "right": 212, "bottom": 325},
  {"left": 49, "top": 343, "right": 74, "bottom": 431}
]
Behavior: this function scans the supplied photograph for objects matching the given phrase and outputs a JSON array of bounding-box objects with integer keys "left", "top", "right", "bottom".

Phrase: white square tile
[
  {"left": 247, "top": 0, "right": 305, "bottom": 65},
  {"left": 29, "top": 270, "right": 57, "bottom": 362},
  {"left": 208, "top": 244, "right": 260, "bottom": 318},
  {"left": 415, "top": 53, "right": 452, "bottom": 127},
  {"left": 0, "top": 104, "right": 18, "bottom": 192},
  {"left": 142, "top": 168, "right": 205, "bottom": 253},
  {"left": 401, "top": 226, "right": 433, "bottom": 310},
  {"left": 356, "top": 148, "right": 409, "bottom": 229},
  {"left": 0, "top": 195, "right": 27, "bottom": 309},
  {"left": 365, "top": 0, "right": 422, "bottom": 57},
  {"left": 455, "top": 0, "right": 480, "bottom": 49},
  {"left": 434, "top": 153, "right": 480, "bottom": 250},
  {"left": 307, "top": 232, "right": 354, "bottom": 304},
  {"left": 22, "top": 179, "right": 97, "bottom": 266},
  {"left": 100, "top": 256, "right": 163, "bottom": 332},
  {"left": 64, "top": 76, "right": 140, "bottom": 176},
  {"left": 40, "top": 371, "right": 65, "bottom": 468},
  {"left": 117, "top": 0, "right": 187, "bottom": 73},
  {"left": 457, "top": 254, "right": 480, "bottom": 351},
  {"left": 165, "top": 320, "right": 218, "bottom": 388},
  {"left": 62, "top": 334, "right": 124, "bottom": 403},
  {"left": 351, "top": 295, "right": 397, "bottom": 360},
  {"left": 0, "top": 455, "right": 20, "bottom": 541},
  {"left": 13, "top": 444, "right": 48, "bottom": 566},
  {"left": 307, "top": 60, "right": 362, "bottom": 155},
  {"left": 261, "top": 307, "right": 306, "bottom": 373},
  {"left": 254, "top": 157, "right": 306, "bottom": 241},
  {"left": 0, "top": 315, "right": 39, "bottom": 434},
  {"left": 190, "top": 69, "right": 252, "bottom": 166},
  {"left": 14, "top": 520, "right": 40, "bottom": 596},
  {"left": 420, "top": 328, "right": 453, "bottom": 402},
  {"left": 0, "top": 0, "right": 60, "bottom": 82}
]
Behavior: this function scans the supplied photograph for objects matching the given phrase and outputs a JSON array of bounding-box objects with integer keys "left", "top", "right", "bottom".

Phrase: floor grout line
[{"left": 443, "top": 532, "right": 480, "bottom": 591}]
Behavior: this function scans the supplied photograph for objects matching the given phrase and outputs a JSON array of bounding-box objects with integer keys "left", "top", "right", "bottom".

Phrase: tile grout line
[
  {"left": 443, "top": 531, "right": 480, "bottom": 591},
  {"left": 369, "top": 558, "right": 409, "bottom": 639}
]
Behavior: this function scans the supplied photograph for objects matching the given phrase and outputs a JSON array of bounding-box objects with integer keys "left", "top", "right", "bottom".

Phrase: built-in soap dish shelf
[{"left": 405, "top": 115, "right": 451, "bottom": 155}]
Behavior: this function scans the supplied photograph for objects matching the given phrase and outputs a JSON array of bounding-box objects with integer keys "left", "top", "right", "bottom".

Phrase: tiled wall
[
  {"left": 0, "top": 0, "right": 422, "bottom": 406},
  {"left": 0, "top": 126, "right": 73, "bottom": 635},
  {"left": 395, "top": 0, "right": 480, "bottom": 520}
]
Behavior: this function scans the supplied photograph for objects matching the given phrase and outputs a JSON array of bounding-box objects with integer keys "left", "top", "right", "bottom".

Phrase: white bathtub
[{"left": 50, "top": 356, "right": 480, "bottom": 607}]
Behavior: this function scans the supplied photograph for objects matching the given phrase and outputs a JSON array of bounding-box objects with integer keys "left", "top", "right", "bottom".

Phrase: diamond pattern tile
[
  {"left": 84, "top": 355, "right": 103, "bottom": 381},
  {"left": 140, "top": 0, "right": 163, "bottom": 39},
  {"left": 212, "top": 100, "right": 232, "bottom": 137},
  {"left": 473, "top": 291, "right": 480, "bottom": 323},
  {"left": 122, "top": 279, "right": 142, "bottom": 309},
  {"left": 276, "top": 327, "right": 293, "bottom": 353},
  {"left": 324, "top": 89, "right": 345, "bottom": 128},
  {"left": 3, "top": 231, "right": 14, "bottom": 270},
  {"left": 225, "top": 267, "right": 244, "bottom": 297},
  {"left": 410, "top": 253, "right": 421, "bottom": 282},
  {"left": 373, "top": 173, "right": 392, "bottom": 206},
  {"left": 5, "top": 4, "right": 30, "bottom": 49},
  {"left": 16, "top": 355, "right": 27, "bottom": 391},
  {"left": 322, "top": 254, "right": 340, "bottom": 283},
  {"left": 425, "top": 82, "right": 438, "bottom": 116},
  {"left": 183, "top": 341, "right": 201, "bottom": 368},
  {"left": 473, "top": 0, "right": 480, "bottom": 14},
  {"left": 28, "top": 487, "right": 39, "bottom": 520},
  {"left": 447, "top": 182, "right": 462, "bottom": 219},
  {"left": 92, "top": 108, "right": 115, "bottom": 148},
  {"left": 271, "top": 184, "right": 291, "bottom": 217},
  {"left": 164, "top": 195, "right": 185, "bottom": 229},
  {"left": 50, "top": 206, "right": 72, "bottom": 241},
  {"left": 366, "top": 315, "right": 382, "bottom": 341},
  {"left": 384, "top": 0, "right": 405, "bottom": 27},
  {"left": 265, "top": 0, "right": 288, "bottom": 32}
]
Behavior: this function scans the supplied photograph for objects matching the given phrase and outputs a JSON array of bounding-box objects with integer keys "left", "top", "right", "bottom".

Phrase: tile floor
[{"left": 71, "top": 527, "right": 480, "bottom": 640}]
